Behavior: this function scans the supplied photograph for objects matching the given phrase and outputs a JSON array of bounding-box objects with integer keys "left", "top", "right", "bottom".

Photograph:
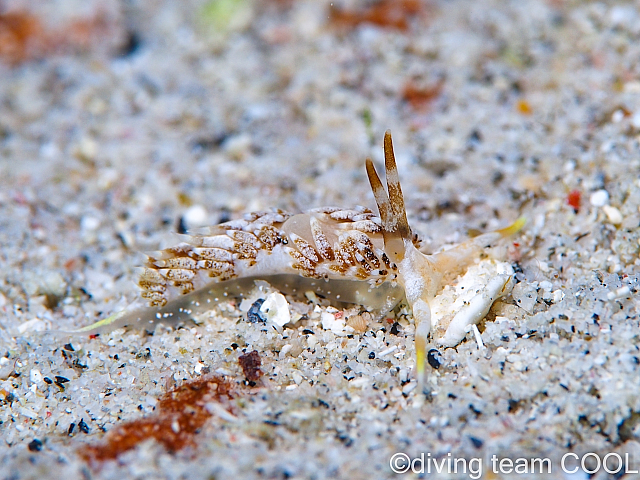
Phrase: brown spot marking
[
  {"left": 257, "top": 225, "right": 284, "bottom": 251},
  {"left": 234, "top": 242, "right": 258, "bottom": 260},
  {"left": 229, "top": 230, "right": 262, "bottom": 248},
  {"left": 191, "top": 247, "right": 233, "bottom": 262},
  {"left": 172, "top": 281, "right": 194, "bottom": 295},
  {"left": 328, "top": 263, "right": 348, "bottom": 274},
  {"left": 238, "top": 350, "right": 263, "bottom": 383},
  {"left": 349, "top": 220, "right": 382, "bottom": 233},
  {"left": 336, "top": 235, "right": 363, "bottom": 269},
  {"left": 354, "top": 234, "right": 381, "bottom": 269},
  {"left": 363, "top": 248, "right": 381, "bottom": 269},
  {"left": 206, "top": 262, "right": 236, "bottom": 281},
  {"left": 381, "top": 252, "right": 391, "bottom": 269},
  {"left": 138, "top": 281, "right": 166, "bottom": 293},
  {"left": 291, "top": 233, "right": 320, "bottom": 263},
  {"left": 161, "top": 268, "right": 195, "bottom": 282},
  {"left": 200, "top": 260, "right": 234, "bottom": 274},
  {"left": 290, "top": 251, "right": 320, "bottom": 278},
  {"left": 141, "top": 291, "right": 167, "bottom": 306},
  {"left": 139, "top": 267, "right": 165, "bottom": 283},
  {"left": 355, "top": 267, "right": 369, "bottom": 280},
  {"left": 310, "top": 217, "right": 335, "bottom": 261},
  {"left": 81, "top": 375, "right": 234, "bottom": 463},
  {"left": 157, "top": 256, "right": 197, "bottom": 270},
  {"left": 164, "top": 243, "right": 194, "bottom": 257}
]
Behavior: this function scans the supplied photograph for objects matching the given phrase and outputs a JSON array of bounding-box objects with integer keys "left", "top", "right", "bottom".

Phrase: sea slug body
[{"left": 80, "top": 132, "right": 525, "bottom": 392}]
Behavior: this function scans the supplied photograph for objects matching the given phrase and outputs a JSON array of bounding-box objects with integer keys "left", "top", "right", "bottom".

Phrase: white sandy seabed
[{"left": 1, "top": 1, "right": 640, "bottom": 479}]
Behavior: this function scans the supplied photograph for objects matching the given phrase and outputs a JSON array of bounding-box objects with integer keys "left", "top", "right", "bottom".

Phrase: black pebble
[
  {"left": 247, "top": 299, "right": 267, "bottom": 323},
  {"left": 28, "top": 439, "right": 43, "bottom": 452},
  {"left": 469, "top": 436, "right": 484, "bottom": 449},
  {"left": 118, "top": 31, "right": 141, "bottom": 57},
  {"left": 78, "top": 418, "right": 90, "bottom": 434},
  {"left": 368, "top": 352, "right": 376, "bottom": 360},
  {"left": 176, "top": 216, "right": 188, "bottom": 234},
  {"left": 427, "top": 349, "right": 442, "bottom": 369}
]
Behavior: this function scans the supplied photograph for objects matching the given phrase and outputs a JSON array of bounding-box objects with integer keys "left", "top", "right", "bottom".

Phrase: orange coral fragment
[
  {"left": 567, "top": 189, "right": 581, "bottom": 212},
  {"left": 81, "top": 375, "right": 234, "bottom": 463},
  {"left": 516, "top": 99, "right": 532, "bottom": 115},
  {"left": 238, "top": 350, "right": 263, "bottom": 382},
  {"left": 0, "top": 9, "right": 123, "bottom": 65},
  {"left": 329, "top": 0, "right": 423, "bottom": 31},
  {"left": 402, "top": 80, "right": 443, "bottom": 110},
  {"left": 0, "top": 12, "right": 44, "bottom": 64}
]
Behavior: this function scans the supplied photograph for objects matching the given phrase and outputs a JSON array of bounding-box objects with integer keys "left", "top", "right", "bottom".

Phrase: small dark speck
[
  {"left": 67, "top": 423, "right": 76, "bottom": 436},
  {"left": 302, "top": 329, "right": 315, "bottom": 335},
  {"left": 177, "top": 216, "right": 188, "bottom": 234},
  {"left": 54, "top": 376, "right": 70, "bottom": 389},
  {"left": 63, "top": 343, "right": 74, "bottom": 352},
  {"left": 78, "top": 418, "right": 90, "bottom": 434},
  {"left": 469, "top": 436, "right": 484, "bottom": 449},
  {"left": 427, "top": 349, "right": 442, "bottom": 369},
  {"left": 28, "top": 438, "right": 43, "bottom": 452},
  {"left": 43, "top": 377, "right": 52, "bottom": 385},
  {"left": 389, "top": 323, "right": 400, "bottom": 335},
  {"left": 218, "top": 209, "right": 232, "bottom": 224},
  {"left": 231, "top": 343, "right": 239, "bottom": 350},
  {"left": 192, "top": 133, "right": 228, "bottom": 153},
  {"left": 469, "top": 404, "right": 482, "bottom": 416},
  {"left": 468, "top": 129, "right": 483, "bottom": 144},
  {"left": 368, "top": 352, "right": 376, "bottom": 360},
  {"left": 118, "top": 31, "right": 141, "bottom": 57}
]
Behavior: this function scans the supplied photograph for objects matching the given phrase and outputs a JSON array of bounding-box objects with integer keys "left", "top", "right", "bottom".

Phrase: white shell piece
[
  {"left": 429, "top": 260, "right": 514, "bottom": 347},
  {"left": 321, "top": 311, "right": 345, "bottom": 334},
  {"left": 437, "top": 269, "right": 514, "bottom": 347},
  {"left": 260, "top": 292, "right": 291, "bottom": 327}
]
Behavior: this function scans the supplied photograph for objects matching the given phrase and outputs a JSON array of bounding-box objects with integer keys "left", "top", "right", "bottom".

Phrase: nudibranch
[{"left": 75, "top": 132, "right": 524, "bottom": 392}]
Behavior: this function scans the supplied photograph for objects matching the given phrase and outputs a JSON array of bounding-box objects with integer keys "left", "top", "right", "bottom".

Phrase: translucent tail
[{"left": 430, "top": 217, "right": 526, "bottom": 283}]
